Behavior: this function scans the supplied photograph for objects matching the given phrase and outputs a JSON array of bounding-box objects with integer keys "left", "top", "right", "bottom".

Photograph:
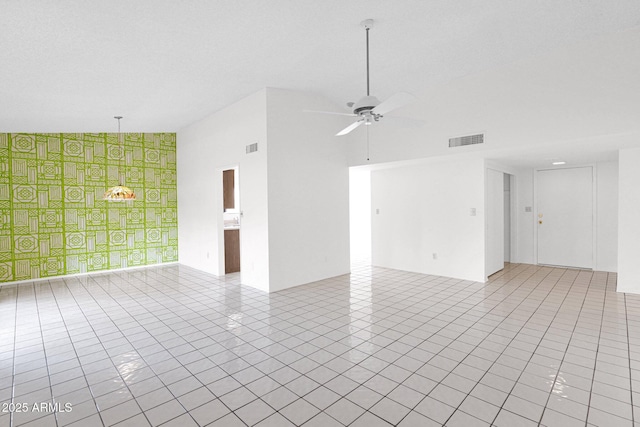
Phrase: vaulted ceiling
[{"left": 2, "top": 0, "right": 639, "bottom": 133}]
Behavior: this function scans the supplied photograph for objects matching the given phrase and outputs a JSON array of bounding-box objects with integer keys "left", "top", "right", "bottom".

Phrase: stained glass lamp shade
[{"left": 104, "top": 185, "right": 136, "bottom": 201}]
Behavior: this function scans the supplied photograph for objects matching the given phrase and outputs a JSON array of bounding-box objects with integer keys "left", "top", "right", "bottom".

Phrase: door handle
[{"left": 539, "top": 220, "right": 543, "bottom": 224}]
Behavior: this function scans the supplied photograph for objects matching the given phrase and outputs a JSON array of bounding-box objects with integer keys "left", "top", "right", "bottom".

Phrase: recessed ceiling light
[{"left": 552, "top": 161, "right": 566, "bottom": 165}]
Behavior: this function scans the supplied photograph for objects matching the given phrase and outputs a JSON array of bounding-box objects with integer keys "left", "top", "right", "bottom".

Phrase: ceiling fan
[{"left": 306, "top": 19, "right": 416, "bottom": 136}]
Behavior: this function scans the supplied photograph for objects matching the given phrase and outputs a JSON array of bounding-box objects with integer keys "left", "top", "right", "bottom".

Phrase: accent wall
[{"left": 0, "top": 133, "right": 177, "bottom": 283}]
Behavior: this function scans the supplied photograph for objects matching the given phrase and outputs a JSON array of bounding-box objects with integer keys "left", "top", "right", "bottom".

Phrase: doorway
[
  {"left": 487, "top": 169, "right": 503, "bottom": 276},
  {"left": 222, "top": 167, "right": 240, "bottom": 273},
  {"left": 486, "top": 169, "right": 515, "bottom": 278},
  {"left": 349, "top": 168, "right": 371, "bottom": 265},
  {"left": 536, "top": 166, "right": 593, "bottom": 269}
]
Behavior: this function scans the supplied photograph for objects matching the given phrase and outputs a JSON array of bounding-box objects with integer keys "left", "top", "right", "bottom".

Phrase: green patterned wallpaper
[{"left": 0, "top": 133, "right": 178, "bottom": 282}]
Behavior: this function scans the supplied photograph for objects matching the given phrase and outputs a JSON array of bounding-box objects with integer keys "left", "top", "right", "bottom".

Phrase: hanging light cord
[
  {"left": 104, "top": 116, "right": 135, "bottom": 201},
  {"left": 115, "top": 116, "right": 123, "bottom": 185}
]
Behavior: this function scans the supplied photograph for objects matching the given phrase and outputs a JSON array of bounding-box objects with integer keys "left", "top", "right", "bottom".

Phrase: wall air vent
[
  {"left": 246, "top": 143, "right": 258, "bottom": 154},
  {"left": 449, "top": 133, "right": 484, "bottom": 148}
]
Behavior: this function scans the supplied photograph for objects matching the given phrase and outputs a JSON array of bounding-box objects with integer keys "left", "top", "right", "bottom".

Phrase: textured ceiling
[{"left": 1, "top": 0, "right": 640, "bottom": 132}]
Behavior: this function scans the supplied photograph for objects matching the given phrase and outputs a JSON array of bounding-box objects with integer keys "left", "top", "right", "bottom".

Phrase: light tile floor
[{"left": 0, "top": 262, "right": 637, "bottom": 426}]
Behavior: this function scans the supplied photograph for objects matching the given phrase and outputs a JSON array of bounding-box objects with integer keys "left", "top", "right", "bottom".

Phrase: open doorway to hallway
[
  {"left": 486, "top": 169, "right": 516, "bottom": 278},
  {"left": 349, "top": 168, "right": 371, "bottom": 266}
]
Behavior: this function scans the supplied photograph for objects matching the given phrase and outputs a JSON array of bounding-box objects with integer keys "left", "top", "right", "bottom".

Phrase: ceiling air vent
[
  {"left": 449, "top": 133, "right": 484, "bottom": 148},
  {"left": 246, "top": 143, "right": 258, "bottom": 154}
]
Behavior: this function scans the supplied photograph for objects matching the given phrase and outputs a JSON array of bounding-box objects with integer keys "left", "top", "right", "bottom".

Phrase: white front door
[
  {"left": 537, "top": 167, "right": 593, "bottom": 269},
  {"left": 486, "top": 169, "right": 505, "bottom": 277}
]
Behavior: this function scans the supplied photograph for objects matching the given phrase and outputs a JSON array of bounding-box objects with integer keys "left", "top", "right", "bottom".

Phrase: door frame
[
  {"left": 217, "top": 164, "right": 241, "bottom": 275},
  {"left": 484, "top": 162, "right": 519, "bottom": 279},
  {"left": 533, "top": 164, "right": 597, "bottom": 268},
  {"left": 486, "top": 168, "right": 505, "bottom": 277}
]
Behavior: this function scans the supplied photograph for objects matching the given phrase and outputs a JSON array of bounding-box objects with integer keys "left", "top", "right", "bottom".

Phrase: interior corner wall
[
  {"left": 177, "top": 90, "right": 270, "bottom": 292},
  {"left": 265, "top": 88, "right": 351, "bottom": 292},
  {"left": 596, "top": 161, "right": 618, "bottom": 272},
  {"left": 371, "top": 158, "right": 485, "bottom": 282},
  {"left": 0, "top": 132, "right": 177, "bottom": 283},
  {"left": 617, "top": 148, "right": 640, "bottom": 293}
]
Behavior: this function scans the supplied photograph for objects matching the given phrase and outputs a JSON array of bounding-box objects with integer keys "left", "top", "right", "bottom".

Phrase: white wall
[
  {"left": 504, "top": 174, "right": 511, "bottom": 262},
  {"left": 596, "top": 161, "right": 618, "bottom": 272},
  {"left": 371, "top": 158, "right": 485, "bottom": 282},
  {"left": 178, "top": 88, "right": 350, "bottom": 293},
  {"left": 514, "top": 169, "right": 535, "bottom": 264},
  {"left": 177, "top": 90, "right": 271, "bottom": 291},
  {"left": 617, "top": 148, "right": 640, "bottom": 293},
  {"left": 265, "top": 88, "right": 351, "bottom": 292}
]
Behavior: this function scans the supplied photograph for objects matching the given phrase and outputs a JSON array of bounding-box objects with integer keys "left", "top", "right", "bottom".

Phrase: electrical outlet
[
  {"left": 432, "top": 253, "right": 437, "bottom": 260},
  {"left": 376, "top": 208, "right": 380, "bottom": 214},
  {"left": 470, "top": 208, "right": 476, "bottom": 216}
]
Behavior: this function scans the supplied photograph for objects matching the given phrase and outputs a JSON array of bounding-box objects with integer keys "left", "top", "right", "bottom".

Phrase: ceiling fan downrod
[{"left": 362, "top": 19, "right": 374, "bottom": 97}]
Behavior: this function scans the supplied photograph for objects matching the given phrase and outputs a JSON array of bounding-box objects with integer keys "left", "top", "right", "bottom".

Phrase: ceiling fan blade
[
  {"left": 303, "top": 109, "right": 357, "bottom": 117},
  {"left": 336, "top": 120, "right": 364, "bottom": 136},
  {"left": 372, "top": 92, "right": 416, "bottom": 115}
]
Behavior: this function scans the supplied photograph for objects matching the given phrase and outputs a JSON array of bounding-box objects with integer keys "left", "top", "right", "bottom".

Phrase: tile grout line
[
  {"left": 364, "top": 264, "right": 555, "bottom": 426},
  {"left": 46, "top": 277, "right": 115, "bottom": 427},
  {"left": 78, "top": 268, "right": 258, "bottom": 426},
  {"left": 4, "top": 264, "right": 639, "bottom": 427},
  {"left": 625, "top": 290, "right": 635, "bottom": 426},
  {"left": 64, "top": 272, "right": 203, "bottom": 426},
  {"left": 8, "top": 280, "right": 18, "bottom": 427},
  {"left": 49, "top": 275, "right": 147, "bottom": 427},
  {"left": 438, "top": 266, "right": 568, "bottom": 426},
  {"left": 178, "top": 264, "right": 554, "bottom": 426},
  {"left": 583, "top": 271, "right": 608, "bottom": 427},
  {"left": 32, "top": 282, "right": 60, "bottom": 427},
  {"left": 320, "top": 266, "right": 533, "bottom": 425},
  {"left": 536, "top": 270, "right": 596, "bottom": 426},
  {"left": 309, "top": 273, "right": 495, "bottom": 425},
  {"left": 148, "top": 265, "right": 508, "bottom": 425}
]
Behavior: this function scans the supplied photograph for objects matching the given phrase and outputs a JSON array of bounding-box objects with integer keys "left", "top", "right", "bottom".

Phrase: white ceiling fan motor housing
[{"left": 353, "top": 95, "right": 381, "bottom": 115}]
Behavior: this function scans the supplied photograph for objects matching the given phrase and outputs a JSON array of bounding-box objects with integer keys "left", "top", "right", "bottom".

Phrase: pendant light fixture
[{"left": 104, "top": 116, "right": 136, "bottom": 201}]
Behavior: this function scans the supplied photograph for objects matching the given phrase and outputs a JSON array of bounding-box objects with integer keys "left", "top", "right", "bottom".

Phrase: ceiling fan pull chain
[{"left": 367, "top": 125, "right": 370, "bottom": 161}]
